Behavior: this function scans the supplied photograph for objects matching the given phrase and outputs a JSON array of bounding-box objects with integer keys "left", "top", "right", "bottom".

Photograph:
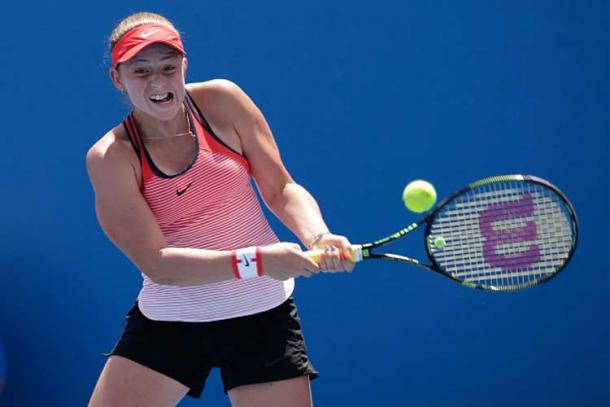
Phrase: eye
[
  {"left": 133, "top": 68, "right": 150, "bottom": 76},
  {"left": 163, "top": 65, "right": 177, "bottom": 74}
]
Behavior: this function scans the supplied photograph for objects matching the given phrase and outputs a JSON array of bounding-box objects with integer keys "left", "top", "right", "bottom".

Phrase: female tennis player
[{"left": 87, "top": 12, "right": 353, "bottom": 407}]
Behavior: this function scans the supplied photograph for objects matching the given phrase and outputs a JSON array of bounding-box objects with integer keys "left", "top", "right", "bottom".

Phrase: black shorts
[{"left": 104, "top": 296, "right": 319, "bottom": 398}]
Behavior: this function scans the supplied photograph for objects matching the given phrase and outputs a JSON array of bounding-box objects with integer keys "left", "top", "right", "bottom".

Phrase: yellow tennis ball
[{"left": 402, "top": 180, "right": 437, "bottom": 213}]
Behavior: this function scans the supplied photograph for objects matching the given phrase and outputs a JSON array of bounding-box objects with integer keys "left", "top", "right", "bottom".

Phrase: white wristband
[{"left": 232, "top": 247, "right": 263, "bottom": 279}]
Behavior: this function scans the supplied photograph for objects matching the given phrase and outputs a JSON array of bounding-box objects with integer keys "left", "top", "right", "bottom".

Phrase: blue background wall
[{"left": 1, "top": 1, "right": 609, "bottom": 406}]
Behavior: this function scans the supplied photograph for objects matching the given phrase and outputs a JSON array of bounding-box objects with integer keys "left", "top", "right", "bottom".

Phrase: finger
[
  {"left": 326, "top": 245, "right": 354, "bottom": 272},
  {"left": 328, "top": 246, "right": 342, "bottom": 270},
  {"left": 338, "top": 242, "right": 353, "bottom": 260},
  {"left": 289, "top": 243, "right": 303, "bottom": 252},
  {"left": 317, "top": 247, "right": 330, "bottom": 271},
  {"left": 318, "top": 239, "right": 350, "bottom": 261},
  {"left": 341, "top": 257, "right": 355, "bottom": 272},
  {"left": 316, "top": 250, "right": 332, "bottom": 273},
  {"left": 303, "top": 254, "right": 321, "bottom": 273},
  {"left": 321, "top": 246, "right": 342, "bottom": 272},
  {"left": 332, "top": 244, "right": 352, "bottom": 268},
  {"left": 337, "top": 237, "right": 351, "bottom": 250}
]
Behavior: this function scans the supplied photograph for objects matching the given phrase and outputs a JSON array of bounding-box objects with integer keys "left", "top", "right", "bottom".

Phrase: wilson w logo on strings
[{"left": 479, "top": 193, "right": 540, "bottom": 271}]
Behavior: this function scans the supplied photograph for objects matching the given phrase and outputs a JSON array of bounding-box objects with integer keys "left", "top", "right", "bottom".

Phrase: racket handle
[{"left": 306, "top": 245, "right": 363, "bottom": 264}]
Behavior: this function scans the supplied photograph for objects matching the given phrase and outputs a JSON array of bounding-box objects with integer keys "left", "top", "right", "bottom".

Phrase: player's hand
[
  {"left": 260, "top": 242, "right": 320, "bottom": 281},
  {"left": 311, "top": 233, "right": 355, "bottom": 273}
]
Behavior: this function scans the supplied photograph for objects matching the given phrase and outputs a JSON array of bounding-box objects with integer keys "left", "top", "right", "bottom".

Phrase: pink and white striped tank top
[{"left": 123, "top": 92, "right": 294, "bottom": 322}]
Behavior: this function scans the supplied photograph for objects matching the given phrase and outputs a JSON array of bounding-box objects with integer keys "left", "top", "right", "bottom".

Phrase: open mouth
[{"left": 149, "top": 92, "right": 174, "bottom": 104}]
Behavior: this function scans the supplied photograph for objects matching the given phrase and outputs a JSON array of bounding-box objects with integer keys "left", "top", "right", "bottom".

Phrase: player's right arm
[{"left": 86, "top": 129, "right": 318, "bottom": 286}]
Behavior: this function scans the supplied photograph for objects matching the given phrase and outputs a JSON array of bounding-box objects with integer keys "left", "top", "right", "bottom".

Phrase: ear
[
  {"left": 109, "top": 67, "right": 125, "bottom": 92},
  {"left": 182, "top": 57, "right": 189, "bottom": 76}
]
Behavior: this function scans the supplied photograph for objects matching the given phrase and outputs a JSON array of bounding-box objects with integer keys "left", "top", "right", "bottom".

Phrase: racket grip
[{"left": 306, "top": 245, "right": 363, "bottom": 264}]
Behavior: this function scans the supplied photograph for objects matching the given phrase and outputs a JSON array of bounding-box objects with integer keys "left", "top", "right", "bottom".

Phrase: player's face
[{"left": 114, "top": 44, "right": 187, "bottom": 121}]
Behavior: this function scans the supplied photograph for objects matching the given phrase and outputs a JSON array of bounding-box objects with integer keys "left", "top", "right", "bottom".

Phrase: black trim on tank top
[
  {"left": 130, "top": 107, "right": 200, "bottom": 179},
  {"left": 185, "top": 91, "right": 245, "bottom": 158},
  {"left": 122, "top": 120, "right": 142, "bottom": 161}
]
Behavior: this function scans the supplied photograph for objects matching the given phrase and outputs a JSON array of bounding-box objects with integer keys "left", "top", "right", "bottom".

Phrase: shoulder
[
  {"left": 185, "top": 80, "right": 262, "bottom": 149},
  {"left": 86, "top": 124, "right": 139, "bottom": 186},
  {"left": 186, "top": 79, "right": 245, "bottom": 102},
  {"left": 186, "top": 79, "right": 254, "bottom": 117}
]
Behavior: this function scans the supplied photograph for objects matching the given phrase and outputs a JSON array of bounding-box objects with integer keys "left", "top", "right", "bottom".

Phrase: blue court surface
[{"left": 1, "top": 1, "right": 608, "bottom": 406}]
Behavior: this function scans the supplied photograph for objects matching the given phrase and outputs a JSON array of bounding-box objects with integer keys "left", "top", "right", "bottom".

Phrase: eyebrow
[{"left": 130, "top": 52, "right": 180, "bottom": 63}]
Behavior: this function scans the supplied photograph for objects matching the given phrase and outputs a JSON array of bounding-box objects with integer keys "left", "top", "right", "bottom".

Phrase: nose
[{"left": 149, "top": 72, "right": 167, "bottom": 88}]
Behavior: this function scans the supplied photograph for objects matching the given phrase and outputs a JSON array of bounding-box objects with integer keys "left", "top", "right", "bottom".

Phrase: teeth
[{"left": 150, "top": 93, "right": 170, "bottom": 101}]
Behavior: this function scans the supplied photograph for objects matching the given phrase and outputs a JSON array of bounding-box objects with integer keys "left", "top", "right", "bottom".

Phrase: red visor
[{"left": 111, "top": 24, "right": 186, "bottom": 68}]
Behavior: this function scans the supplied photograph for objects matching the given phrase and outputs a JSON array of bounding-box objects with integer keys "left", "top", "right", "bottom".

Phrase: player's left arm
[{"left": 191, "top": 80, "right": 353, "bottom": 272}]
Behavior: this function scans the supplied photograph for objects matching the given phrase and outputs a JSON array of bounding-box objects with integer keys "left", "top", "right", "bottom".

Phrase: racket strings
[{"left": 428, "top": 181, "right": 576, "bottom": 290}]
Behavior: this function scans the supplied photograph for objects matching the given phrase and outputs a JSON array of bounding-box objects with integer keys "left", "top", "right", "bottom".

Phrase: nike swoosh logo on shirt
[
  {"left": 242, "top": 255, "right": 250, "bottom": 267},
  {"left": 176, "top": 182, "right": 193, "bottom": 196}
]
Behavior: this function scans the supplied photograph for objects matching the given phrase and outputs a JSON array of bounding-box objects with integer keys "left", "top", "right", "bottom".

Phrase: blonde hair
[{"left": 109, "top": 12, "right": 178, "bottom": 51}]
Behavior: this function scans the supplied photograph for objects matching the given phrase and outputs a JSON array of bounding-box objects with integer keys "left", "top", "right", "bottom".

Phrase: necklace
[{"left": 140, "top": 109, "right": 194, "bottom": 142}]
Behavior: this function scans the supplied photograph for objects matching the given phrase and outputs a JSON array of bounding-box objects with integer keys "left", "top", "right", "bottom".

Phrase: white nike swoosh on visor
[{"left": 141, "top": 29, "right": 162, "bottom": 38}]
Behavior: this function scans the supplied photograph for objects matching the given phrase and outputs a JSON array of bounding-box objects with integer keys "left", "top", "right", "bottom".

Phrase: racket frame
[{"left": 355, "top": 174, "right": 579, "bottom": 291}]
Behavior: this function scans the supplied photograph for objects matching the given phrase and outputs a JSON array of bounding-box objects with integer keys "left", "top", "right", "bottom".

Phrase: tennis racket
[{"left": 308, "top": 175, "right": 578, "bottom": 291}]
